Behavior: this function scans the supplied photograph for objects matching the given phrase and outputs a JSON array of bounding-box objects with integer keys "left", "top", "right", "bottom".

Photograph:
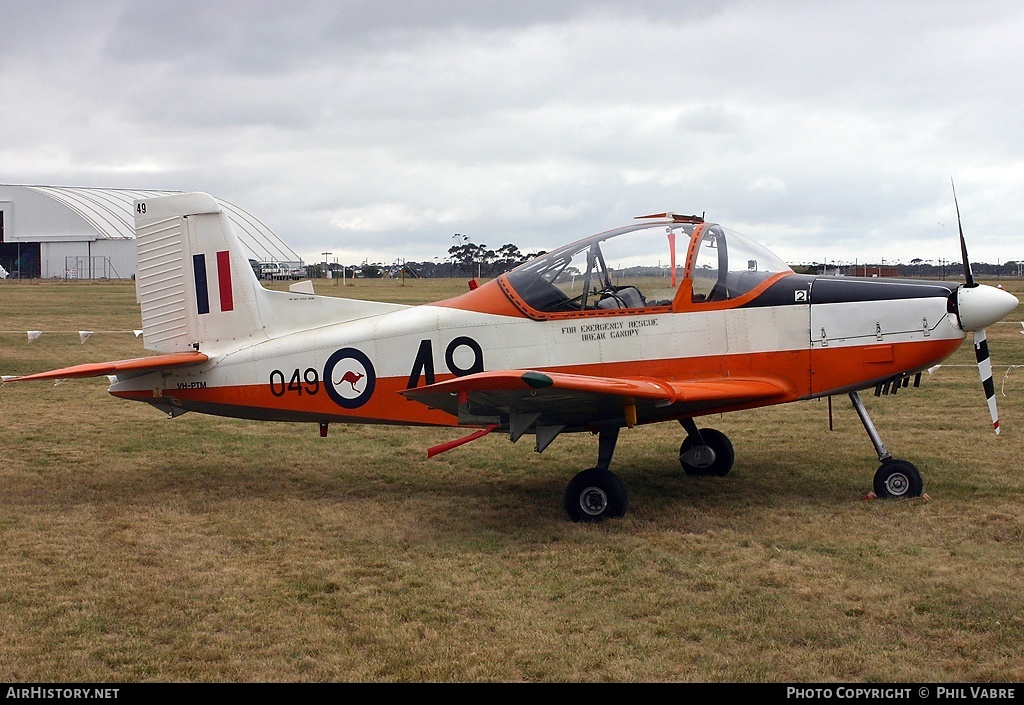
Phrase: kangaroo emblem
[{"left": 339, "top": 370, "right": 364, "bottom": 391}]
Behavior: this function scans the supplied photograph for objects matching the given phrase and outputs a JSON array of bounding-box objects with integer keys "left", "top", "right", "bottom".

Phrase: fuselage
[{"left": 109, "top": 271, "right": 966, "bottom": 427}]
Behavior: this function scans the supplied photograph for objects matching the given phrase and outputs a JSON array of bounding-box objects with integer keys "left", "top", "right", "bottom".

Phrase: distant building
[
  {"left": 846, "top": 265, "right": 902, "bottom": 278},
  {"left": 0, "top": 185, "right": 300, "bottom": 279}
]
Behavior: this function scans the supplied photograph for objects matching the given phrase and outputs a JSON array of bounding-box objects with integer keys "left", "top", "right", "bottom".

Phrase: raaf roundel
[{"left": 7, "top": 191, "right": 1018, "bottom": 521}]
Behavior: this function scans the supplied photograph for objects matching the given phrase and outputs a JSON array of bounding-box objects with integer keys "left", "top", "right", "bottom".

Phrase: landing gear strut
[
  {"left": 564, "top": 425, "right": 629, "bottom": 522},
  {"left": 849, "top": 391, "right": 923, "bottom": 499},
  {"left": 678, "top": 419, "right": 735, "bottom": 476}
]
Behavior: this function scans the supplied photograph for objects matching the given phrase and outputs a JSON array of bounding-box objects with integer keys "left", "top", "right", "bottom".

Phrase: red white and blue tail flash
[{"left": 193, "top": 251, "right": 235, "bottom": 315}]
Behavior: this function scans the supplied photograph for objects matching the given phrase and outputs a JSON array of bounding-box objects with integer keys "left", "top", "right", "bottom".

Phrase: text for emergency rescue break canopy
[{"left": 560, "top": 317, "right": 659, "bottom": 342}]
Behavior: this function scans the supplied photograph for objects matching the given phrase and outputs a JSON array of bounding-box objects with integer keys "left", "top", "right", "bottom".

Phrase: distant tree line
[
  {"left": 305, "top": 236, "right": 548, "bottom": 279},
  {"left": 440, "top": 238, "right": 547, "bottom": 278},
  {"left": 797, "top": 259, "right": 1021, "bottom": 279}
]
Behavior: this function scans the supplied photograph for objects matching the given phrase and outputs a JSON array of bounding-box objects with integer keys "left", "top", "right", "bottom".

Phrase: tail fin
[
  {"left": 133, "top": 192, "right": 409, "bottom": 355},
  {"left": 134, "top": 192, "right": 266, "bottom": 354}
]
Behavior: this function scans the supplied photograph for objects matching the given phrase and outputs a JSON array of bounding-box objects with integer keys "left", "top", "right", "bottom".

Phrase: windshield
[{"left": 505, "top": 222, "right": 695, "bottom": 313}]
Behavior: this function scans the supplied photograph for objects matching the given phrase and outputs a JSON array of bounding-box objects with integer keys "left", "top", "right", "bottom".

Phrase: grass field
[{"left": 1, "top": 277, "right": 1023, "bottom": 682}]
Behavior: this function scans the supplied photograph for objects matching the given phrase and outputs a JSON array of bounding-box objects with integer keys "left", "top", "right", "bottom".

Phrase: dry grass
[{"left": 1, "top": 277, "right": 1023, "bottom": 682}]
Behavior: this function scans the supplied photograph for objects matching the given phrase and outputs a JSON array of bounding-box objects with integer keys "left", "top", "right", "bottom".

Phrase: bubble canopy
[{"left": 503, "top": 220, "right": 792, "bottom": 314}]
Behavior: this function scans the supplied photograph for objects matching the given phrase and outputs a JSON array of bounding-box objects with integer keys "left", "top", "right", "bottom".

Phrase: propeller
[
  {"left": 950, "top": 180, "right": 1019, "bottom": 434},
  {"left": 973, "top": 328, "right": 1000, "bottom": 434},
  {"left": 953, "top": 180, "right": 975, "bottom": 288}
]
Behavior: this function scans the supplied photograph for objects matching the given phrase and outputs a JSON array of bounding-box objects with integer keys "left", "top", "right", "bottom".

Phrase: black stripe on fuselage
[{"left": 742, "top": 274, "right": 956, "bottom": 308}]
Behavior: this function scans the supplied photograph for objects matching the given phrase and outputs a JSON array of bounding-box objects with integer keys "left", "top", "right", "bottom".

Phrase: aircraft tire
[
  {"left": 873, "top": 459, "right": 923, "bottom": 499},
  {"left": 679, "top": 428, "right": 734, "bottom": 477},
  {"left": 564, "top": 468, "right": 628, "bottom": 522}
]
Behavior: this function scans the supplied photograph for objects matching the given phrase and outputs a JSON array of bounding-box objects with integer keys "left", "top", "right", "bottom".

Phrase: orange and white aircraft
[{"left": 7, "top": 192, "right": 1018, "bottom": 521}]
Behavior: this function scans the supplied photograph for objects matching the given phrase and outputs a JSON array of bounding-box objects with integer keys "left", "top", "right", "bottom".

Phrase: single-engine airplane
[{"left": 7, "top": 191, "right": 1018, "bottom": 521}]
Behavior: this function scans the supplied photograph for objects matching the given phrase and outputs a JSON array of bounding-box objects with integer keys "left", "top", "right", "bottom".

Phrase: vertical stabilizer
[{"left": 134, "top": 193, "right": 266, "bottom": 354}]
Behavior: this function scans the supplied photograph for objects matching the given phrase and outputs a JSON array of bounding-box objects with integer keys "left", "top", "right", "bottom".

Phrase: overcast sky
[{"left": 3, "top": 0, "right": 1023, "bottom": 267}]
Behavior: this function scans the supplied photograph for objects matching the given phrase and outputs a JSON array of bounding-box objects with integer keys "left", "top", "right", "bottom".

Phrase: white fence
[{"left": 63, "top": 256, "right": 125, "bottom": 280}]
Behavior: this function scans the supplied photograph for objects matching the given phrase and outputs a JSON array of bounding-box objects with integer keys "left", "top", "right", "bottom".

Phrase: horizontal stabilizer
[{"left": 6, "top": 352, "right": 210, "bottom": 382}]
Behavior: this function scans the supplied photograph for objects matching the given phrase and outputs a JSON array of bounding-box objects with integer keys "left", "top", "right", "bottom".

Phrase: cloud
[{"left": 3, "top": 1, "right": 1023, "bottom": 267}]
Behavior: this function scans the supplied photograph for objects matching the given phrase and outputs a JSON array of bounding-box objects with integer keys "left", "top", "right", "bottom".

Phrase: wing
[
  {"left": 4, "top": 352, "right": 210, "bottom": 382},
  {"left": 400, "top": 369, "right": 793, "bottom": 431}
]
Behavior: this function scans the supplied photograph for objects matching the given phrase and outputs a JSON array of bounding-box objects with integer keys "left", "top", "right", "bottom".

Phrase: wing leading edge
[{"left": 401, "top": 369, "right": 793, "bottom": 430}]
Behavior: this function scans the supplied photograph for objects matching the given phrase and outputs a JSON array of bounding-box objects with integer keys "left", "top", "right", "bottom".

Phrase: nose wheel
[
  {"left": 873, "top": 458, "right": 923, "bottom": 499},
  {"left": 850, "top": 391, "right": 925, "bottom": 499}
]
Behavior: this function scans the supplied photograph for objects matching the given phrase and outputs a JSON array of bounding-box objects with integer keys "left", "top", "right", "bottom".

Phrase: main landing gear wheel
[
  {"left": 564, "top": 468, "right": 628, "bottom": 523},
  {"left": 873, "top": 459, "right": 923, "bottom": 499},
  {"left": 679, "top": 428, "right": 735, "bottom": 477}
]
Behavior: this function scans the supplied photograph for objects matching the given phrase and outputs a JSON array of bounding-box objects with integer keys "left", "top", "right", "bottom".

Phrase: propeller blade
[
  {"left": 973, "top": 328, "right": 1000, "bottom": 434},
  {"left": 951, "top": 179, "right": 976, "bottom": 287},
  {"left": 952, "top": 183, "right": 1012, "bottom": 434}
]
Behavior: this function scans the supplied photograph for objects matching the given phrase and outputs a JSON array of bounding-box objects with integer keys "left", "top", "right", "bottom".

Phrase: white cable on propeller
[{"left": 1002, "top": 366, "right": 1023, "bottom": 397}]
